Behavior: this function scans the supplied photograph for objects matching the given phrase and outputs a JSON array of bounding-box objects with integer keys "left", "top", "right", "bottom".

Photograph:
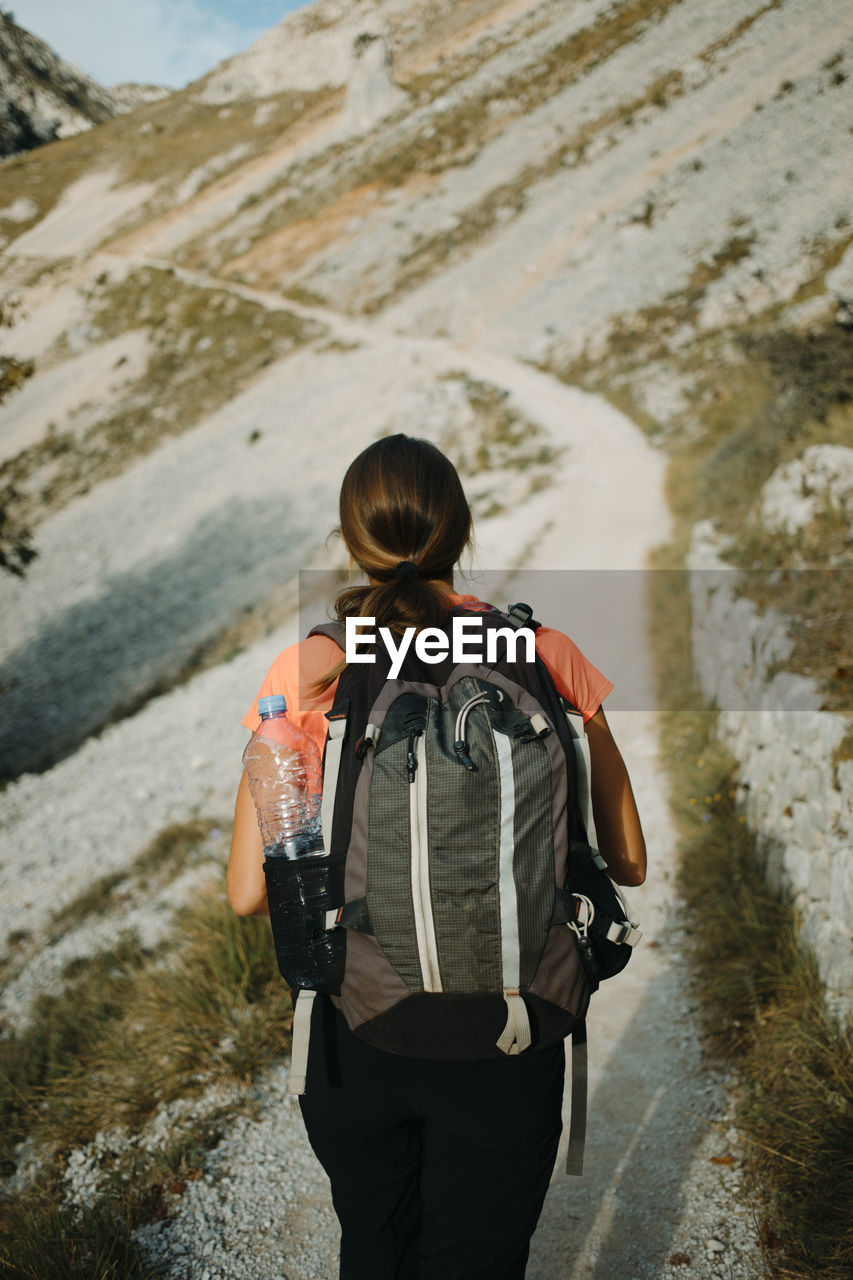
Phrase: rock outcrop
[
  {"left": 688, "top": 464, "right": 853, "bottom": 1021},
  {"left": 760, "top": 444, "right": 853, "bottom": 539},
  {"left": 0, "top": 13, "right": 167, "bottom": 157},
  {"left": 826, "top": 242, "right": 853, "bottom": 328},
  {"left": 338, "top": 31, "right": 406, "bottom": 138}
]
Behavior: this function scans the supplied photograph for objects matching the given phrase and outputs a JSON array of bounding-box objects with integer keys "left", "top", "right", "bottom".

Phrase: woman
[{"left": 227, "top": 433, "right": 646, "bottom": 1280}]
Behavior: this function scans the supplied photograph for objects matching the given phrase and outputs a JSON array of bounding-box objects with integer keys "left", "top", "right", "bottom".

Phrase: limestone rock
[
  {"left": 826, "top": 242, "right": 853, "bottom": 328},
  {"left": 338, "top": 32, "right": 406, "bottom": 139},
  {"left": 0, "top": 13, "right": 168, "bottom": 157},
  {"left": 759, "top": 444, "right": 853, "bottom": 537},
  {"left": 688, "top": 521, "right": 853, "bottom": 1022}
]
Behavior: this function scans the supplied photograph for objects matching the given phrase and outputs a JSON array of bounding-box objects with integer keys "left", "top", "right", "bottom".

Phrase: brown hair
[{"left": 316, "top": 435, "right": 473, "bottom": 687}]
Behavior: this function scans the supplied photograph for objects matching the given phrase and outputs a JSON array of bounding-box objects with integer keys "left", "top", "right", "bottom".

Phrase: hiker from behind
[{"left": 227, "top": 433, "right": 646, "bottom": 1280}]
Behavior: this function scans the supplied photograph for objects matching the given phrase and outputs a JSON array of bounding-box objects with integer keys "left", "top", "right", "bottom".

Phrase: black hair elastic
[{"left": 393, "top": 560, "right": 419, "bottom": 579}]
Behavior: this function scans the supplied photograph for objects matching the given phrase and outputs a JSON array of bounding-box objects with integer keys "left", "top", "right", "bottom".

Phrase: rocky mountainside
[
  {"left": 0, "top": 3, "right": 851, "bottom": 1273},
  {"left": 0, "top": 0, "right": 848, "bottom": 726},
  {"left": 0, "top": 12, "right": 167, "bottom": 157}
]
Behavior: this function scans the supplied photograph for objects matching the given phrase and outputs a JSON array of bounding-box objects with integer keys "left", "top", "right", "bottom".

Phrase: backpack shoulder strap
[
  {"left": 457, "top": 600, "right": 542, "bottom": 632},
  {"left": 308, "top": 620, "right": 346, "bottom": 650}
]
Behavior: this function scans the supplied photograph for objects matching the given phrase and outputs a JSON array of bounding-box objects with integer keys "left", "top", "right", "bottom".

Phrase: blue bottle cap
[{"left": 258, "top": 694, "right": 287, "bottom": 718}]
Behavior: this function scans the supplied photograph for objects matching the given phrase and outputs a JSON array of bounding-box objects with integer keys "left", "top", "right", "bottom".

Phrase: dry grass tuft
[
  {"left": 1, "top": 878, "right": 290, "bottom": 1164},
  {"left": 0, "top": 845, "right": 292, "bottom": 1275},
  {"left": 0, "top": 1188, "right": 160, "bottom": 1280},
  {"left": 43, "top": 819, "right": 222, "bottom": 947},
  {"left": 690, "top": 324, "right": 853, "bottom": 533}
]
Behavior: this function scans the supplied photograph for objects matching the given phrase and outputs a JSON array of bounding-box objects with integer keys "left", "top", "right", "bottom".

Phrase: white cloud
[{"left": 18, "top": 0, "right": 267, "bottom": 88}]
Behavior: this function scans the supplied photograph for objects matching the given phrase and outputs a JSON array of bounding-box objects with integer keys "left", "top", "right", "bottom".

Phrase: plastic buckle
[
  {"left": 572, "top": 894, "right": 594, "bottom": 931},
  {"left": 607, "top": 920, "right": 642, "bottom": 946},
  {"left": 506, "top": 602, "right": 534, "bottom": 630}
]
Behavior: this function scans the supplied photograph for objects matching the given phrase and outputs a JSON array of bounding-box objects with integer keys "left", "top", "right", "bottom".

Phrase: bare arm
[
  {"left": 226, "top": 770, "right": 270, "bottom": 916},
  {"left": 585, "top": 707, "right": 647, "bottom": 887}
]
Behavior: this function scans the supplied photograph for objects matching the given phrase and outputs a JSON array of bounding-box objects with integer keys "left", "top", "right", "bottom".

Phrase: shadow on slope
[{"left": 0, "top": 495, "right": 315, "bottom": 782}]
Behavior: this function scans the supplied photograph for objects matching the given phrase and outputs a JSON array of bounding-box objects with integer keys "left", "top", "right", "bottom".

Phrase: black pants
[{"left": 299, "top": 998, "right": 565, "bottom": 1280}]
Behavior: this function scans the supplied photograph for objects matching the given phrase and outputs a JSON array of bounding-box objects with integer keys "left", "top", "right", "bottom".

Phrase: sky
[{"left": 15, "top": 0, "right": 313, "bottom": 88}]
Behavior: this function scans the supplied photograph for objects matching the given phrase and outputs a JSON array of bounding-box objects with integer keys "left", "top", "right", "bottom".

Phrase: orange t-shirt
[{"left": 241, "top": 594, "right": 612, "bottom": 755}]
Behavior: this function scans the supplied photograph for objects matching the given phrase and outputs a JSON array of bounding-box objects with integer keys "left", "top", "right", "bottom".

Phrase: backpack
[{"left": 287, "top": 603, "right": 641, "bottom": 1174}]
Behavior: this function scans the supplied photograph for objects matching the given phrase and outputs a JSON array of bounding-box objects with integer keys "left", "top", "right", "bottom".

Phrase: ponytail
[{"left": 313, "top": 435, "right": 473, "bottom": 690}]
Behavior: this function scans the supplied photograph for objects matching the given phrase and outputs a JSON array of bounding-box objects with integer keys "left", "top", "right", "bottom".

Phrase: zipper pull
[
  {"left": 356, "top": 723, "right": 380, "bottom": 759},
  {"left": 407, "top": 730, "right": 419, "bottom": 782}
]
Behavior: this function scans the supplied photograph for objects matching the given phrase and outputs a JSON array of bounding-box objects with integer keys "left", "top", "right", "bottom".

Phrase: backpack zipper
[{"left": 408, "top": 731, "right": 443, "bottom": 992}]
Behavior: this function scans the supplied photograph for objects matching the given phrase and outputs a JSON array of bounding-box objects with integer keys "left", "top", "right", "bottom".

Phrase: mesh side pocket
[{"left": 264, "top": 856, "right": 345, "bottom": 993}]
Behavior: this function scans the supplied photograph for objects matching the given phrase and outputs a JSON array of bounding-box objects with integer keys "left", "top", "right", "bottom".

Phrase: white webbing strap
[
  {"left": 320, "top": 713, "right": 347, "bottom": 853},
  {"left": 611, "top": 880, "right": 642, "bottom": 936},
  {"left": 565, "top": 1022, "right": 588, "bottom": 1176},
  {"left": 563, "top": 709, "right": 600, "bottom": 860},
  {"left": 496, "top": 992, "right": 532, "bottom": 1056},
  {"left": 493, "top": 729, "right": 521, "bottom": 999},
  {"left": 572, "top": 735, "right": 599, "bottom": 858},
  {"left": 289, "top": 989, "right": 316, "bottom": 1095},
  {"left": 605, "top": 919, "right": 643, "bottom": 947}
]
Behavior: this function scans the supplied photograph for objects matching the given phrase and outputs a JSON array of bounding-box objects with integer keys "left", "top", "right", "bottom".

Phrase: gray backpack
[{"left": 288, "top": 605, "right": 641, "bottom": 1173}]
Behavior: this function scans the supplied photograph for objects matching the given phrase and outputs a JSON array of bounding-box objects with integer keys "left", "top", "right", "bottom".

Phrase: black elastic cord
[{"left": 393, "top": 560, "right": 419, "bottom": 578}]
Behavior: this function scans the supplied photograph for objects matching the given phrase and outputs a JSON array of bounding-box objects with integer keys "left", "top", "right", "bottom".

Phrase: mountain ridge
[{"left": 0, "top": 11, "right": 168, "bottom": 158}]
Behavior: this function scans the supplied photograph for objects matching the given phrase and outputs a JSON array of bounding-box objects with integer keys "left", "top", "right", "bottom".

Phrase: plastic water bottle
[
  {"left": 242, "top": 694, "right": 342, "bottom": 991},
  {"left": 243, "top": 694, "right": 323, "bottom": 856}
]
